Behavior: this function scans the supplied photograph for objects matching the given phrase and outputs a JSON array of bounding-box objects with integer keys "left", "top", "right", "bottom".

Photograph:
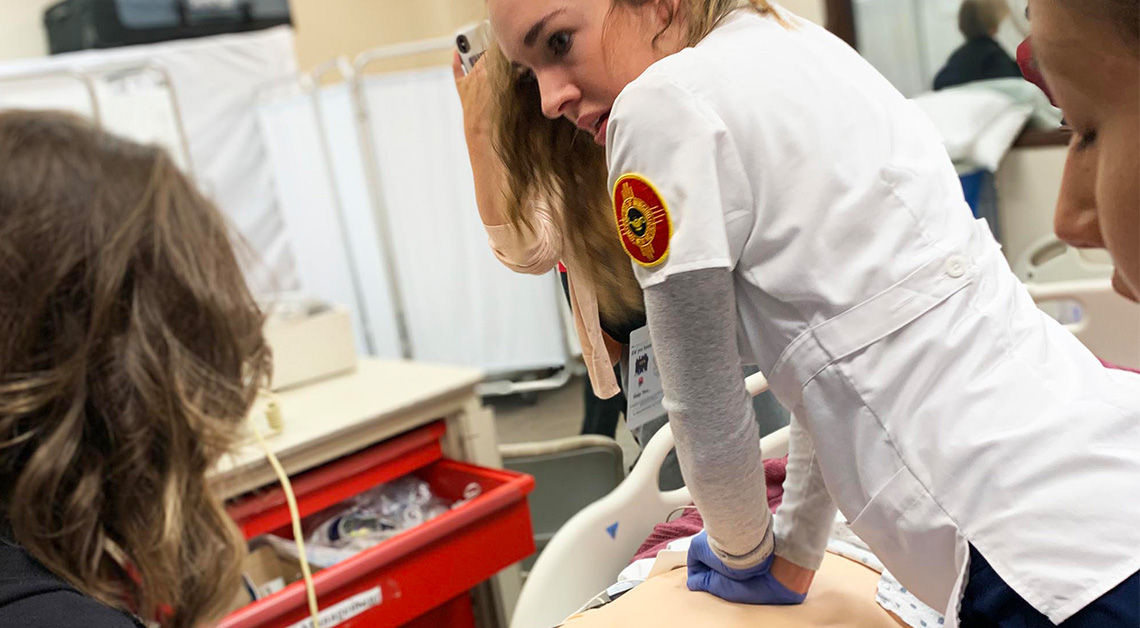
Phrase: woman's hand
[
  {"left": 452, "top": 51, "right": 510, "bottom": 226},
  {"left": 452, "top": 51, "right": 493, "bottom": 139},
  {"left": 686, "top": 531, "right": 813, "bottom": 605}
]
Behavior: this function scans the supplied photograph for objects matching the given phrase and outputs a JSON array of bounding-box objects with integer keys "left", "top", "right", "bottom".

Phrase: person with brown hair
[
  {"left": 934, "top": 0, "right": 1023, "bottom": 90},
  {"left": 0, "top": 110, "right": 272, "bottom": 628},
  {"left": 487, "top": 0, "right": 1139, "bottom": 624}
]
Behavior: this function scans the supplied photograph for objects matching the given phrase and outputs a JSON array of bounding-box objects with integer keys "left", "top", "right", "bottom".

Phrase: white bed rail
[{"left": 511, "top": 372, "right": 788, "bottom": 628}]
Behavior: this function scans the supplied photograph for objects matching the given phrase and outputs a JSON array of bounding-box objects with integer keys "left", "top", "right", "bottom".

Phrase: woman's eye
[
  {"left": 1076, "top": 129, "right": 1098, "bottom": 152},
  {"left": 518, "top": 69, "right": 536, "bottom": 85},
  {"left": 548, "top": 31, "right": 573, "bottom": 58}
]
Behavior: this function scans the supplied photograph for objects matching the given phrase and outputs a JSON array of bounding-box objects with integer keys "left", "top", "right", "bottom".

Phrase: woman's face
[
  {"left": 488, "top": 0, "right": 679, "bottom": 145},
  {"left": 1028, "top": 0, "right": 1139, "bottom": 301}
]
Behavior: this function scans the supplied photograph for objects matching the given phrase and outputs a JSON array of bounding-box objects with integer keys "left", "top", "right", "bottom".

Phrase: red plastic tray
[
  {"left": 226, "top": 422, "right": 448, "bottom": 539},
  {"left": 404, "top": 594, "right": 476, "bottom": 628},
  {"left": 218, "top": 424, "right": 535, "bottom": 628}
]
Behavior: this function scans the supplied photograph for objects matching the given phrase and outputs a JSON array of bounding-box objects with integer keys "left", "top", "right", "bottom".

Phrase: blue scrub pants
[{"left": 960, "top": 545, "right": 1139, "bottom": 627}]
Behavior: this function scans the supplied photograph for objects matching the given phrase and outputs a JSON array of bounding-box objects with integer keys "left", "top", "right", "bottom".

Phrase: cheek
[
  {"left": 1096, "top": 125, "right": 1140, "bottom": 280},
  {"left": 1055, "top": 145, "right": 1101, "bottom": 245},
  {"left": 574, "top": 41, "right": 632, "bottom": 105}
]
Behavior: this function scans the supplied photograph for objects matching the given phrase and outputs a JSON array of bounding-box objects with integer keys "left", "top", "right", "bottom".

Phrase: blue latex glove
[{"left": 686, "top": 530, "right": 807, "bottom": 605}]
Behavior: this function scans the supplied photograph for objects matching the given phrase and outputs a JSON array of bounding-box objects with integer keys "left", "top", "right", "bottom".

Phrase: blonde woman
[
  {"left": 487, "top": 0, "right": 1139, "bottom": 626},
  {"left": 453, "top": 50, "right": 790, "bottom": 487},
  {"left": 453, "top": 49, "right": 643, "bottom": 402},
  {"left": 0, "top": 111, "right": 271, "bottom": 628}
]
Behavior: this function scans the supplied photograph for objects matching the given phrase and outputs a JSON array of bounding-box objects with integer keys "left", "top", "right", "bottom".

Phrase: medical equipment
[
  {"left": 455, "top": 21, "right": 492, "bottom": 75},
  {"left": 249, "top": 394, "right": 323, "bottom": 628},
  {"left": 44, "top": 0, "right": 291, "bottom": 54},
  {"left": 282, "top": 476, "right": 480, "bottom": 567},
  {"left": 1015, "top": 236, "right": 1140, "bottom": 369},
  {"left": 500, "top": 435, "right": 626, "bottom": 574},
  {"left": 510, "top": 372, "right": 789, "bottom": 628}
]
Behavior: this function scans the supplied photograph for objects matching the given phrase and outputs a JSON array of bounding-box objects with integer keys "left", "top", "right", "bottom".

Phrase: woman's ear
[{"left": 653, "top": 0, "right": 682, "bottom": 29}]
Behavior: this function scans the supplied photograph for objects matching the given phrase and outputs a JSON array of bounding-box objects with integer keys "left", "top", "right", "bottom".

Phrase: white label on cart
[
  {"left": 626, "top": 326, "right": 666, "bottom": 432},
  {"left": 286, "top": 587, "right": 382, "bottom": 628}
]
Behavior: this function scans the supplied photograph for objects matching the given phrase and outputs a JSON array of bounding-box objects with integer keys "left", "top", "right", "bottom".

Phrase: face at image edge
[
  {"left": 1027, "top": 0, "right": 1140, "bottom": 302},
  {"left": 488, "top": 0, "right": 682, "bottom": 145}
]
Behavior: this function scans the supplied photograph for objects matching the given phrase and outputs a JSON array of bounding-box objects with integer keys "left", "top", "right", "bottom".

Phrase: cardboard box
[
  {"left": 222, "top": 544, "right": 306, "bottom": 616},
  {"left": 263, "top": 300, "right": 357, "bottom": 391}
]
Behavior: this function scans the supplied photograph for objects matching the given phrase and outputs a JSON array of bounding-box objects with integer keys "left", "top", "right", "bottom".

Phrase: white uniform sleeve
[
  {"left": 773, "top": 416, "right": 837, "bottom": 570},
  {"left": 610, "top": 73, "right": 769, "bottom": 568},
  {"left": 607, "top": 74, "right": 752, "bottom": 287}
]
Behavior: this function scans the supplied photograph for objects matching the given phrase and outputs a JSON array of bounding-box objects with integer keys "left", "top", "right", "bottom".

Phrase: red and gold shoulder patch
[{"left": 612, "top": 173, "right": 671, "bottom": 268}]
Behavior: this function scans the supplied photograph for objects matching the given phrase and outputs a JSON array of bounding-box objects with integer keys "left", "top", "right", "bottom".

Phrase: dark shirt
[
  {"left": 0, "top": 537, "right": 144, "bottom": 628},
  {"left": 558, "top": 270, "right": 646, "bottom": 345},
  {"left": 933, "top": 36, "right": 1023, "bottom": 91}
]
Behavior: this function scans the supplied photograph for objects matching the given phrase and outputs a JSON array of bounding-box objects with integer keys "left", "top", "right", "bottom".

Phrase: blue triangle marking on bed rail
[{"left": 606, "top": 522, "right": 619, "bottom": 539}]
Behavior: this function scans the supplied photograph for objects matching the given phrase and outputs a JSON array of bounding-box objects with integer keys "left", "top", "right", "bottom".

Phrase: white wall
[
  {"left": 996, "top": 146, "right": 1068, "bottom": 266},
  {"left": 853, "top": 0, "right": 1027, "bottom": 97},
  {"left": 0, "top": 0, "right": 54, "bottom": 61},
  {"left": 781, "top": 0, "right": 826, "bottom": 25}
]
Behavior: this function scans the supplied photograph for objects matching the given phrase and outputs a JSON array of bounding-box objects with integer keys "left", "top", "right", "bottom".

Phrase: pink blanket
[
  {"left": 1100, "top": 358, "right": 1140, "bottom": 375},
  {"left": 631, "top": 457, "right": 788, "bottom": 563}
]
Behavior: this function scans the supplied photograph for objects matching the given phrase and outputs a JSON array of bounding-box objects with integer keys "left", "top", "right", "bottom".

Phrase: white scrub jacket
[{"left": 606, "top": 8, "right": 1140, "bottom": 626}]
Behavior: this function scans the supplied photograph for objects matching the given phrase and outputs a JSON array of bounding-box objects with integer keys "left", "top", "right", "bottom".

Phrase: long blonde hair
[
  {"left": 0, "top": 111, "right": 270, "bottom": 627},
  {"left": 487, "top": 0, "right": 779, "bottom": 326}
]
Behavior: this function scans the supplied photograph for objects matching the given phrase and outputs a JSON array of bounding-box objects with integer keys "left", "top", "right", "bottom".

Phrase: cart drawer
[
  {"left": 226, "top": 422, "right": 449, "bottom": 540},
  {"left": 219, "top": 423, "right": 535, "bottom": 628}
]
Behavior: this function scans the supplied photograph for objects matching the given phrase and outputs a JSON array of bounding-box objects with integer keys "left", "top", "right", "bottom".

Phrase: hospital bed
[
  {"left": 509, "top": 243, "right": 1140, "bottom": 628},
  {"left": 510, "top": 373, "right": 789, "bottom": 628},
  {"left": 1015, "top": 236, "right": 1140, "bottom": 369}
]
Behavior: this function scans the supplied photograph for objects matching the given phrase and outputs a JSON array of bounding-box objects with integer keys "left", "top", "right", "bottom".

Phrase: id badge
[{"left": 626, "top": 326, "right": 666, "bottom": 432}]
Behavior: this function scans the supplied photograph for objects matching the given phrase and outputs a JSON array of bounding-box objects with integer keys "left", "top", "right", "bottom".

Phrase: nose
[
  {"left": 536, "top": 69, "right": 579, "bottom": 120},
  {"left": 1054, "top": 143, "right": 1104, "bottom": 249}
]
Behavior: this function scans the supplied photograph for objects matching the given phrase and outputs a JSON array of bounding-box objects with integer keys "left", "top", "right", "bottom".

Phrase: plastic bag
[{"left": 269, "top": 477, "right": 483, "bottom": 567}]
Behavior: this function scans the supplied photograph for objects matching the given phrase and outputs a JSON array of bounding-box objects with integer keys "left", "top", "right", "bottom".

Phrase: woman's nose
[
  {"left": 537, "top": 70, "right": 579, "bottom": 120},
  {"left": 1054, "top": 145, "right": 1104, "bottom": 249}
]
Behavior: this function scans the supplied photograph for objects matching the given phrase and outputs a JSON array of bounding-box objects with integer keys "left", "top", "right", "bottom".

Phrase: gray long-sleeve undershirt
[
  {"left": 775, "top": 416, "right": 838, "bottom": 570},
  {"left": 644, "top": 267, "right": 835, "bottom": 571}
]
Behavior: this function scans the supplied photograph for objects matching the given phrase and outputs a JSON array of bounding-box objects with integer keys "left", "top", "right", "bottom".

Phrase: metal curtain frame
[
  {"left": 0, "top": 69, "right": 102, "bottom": 124},
  {"left": 348, "top": 39, "right": 458, "bottom": 361},
  {"left": 351, "top": 38, "right": 579, "bottom": 396},
  {"left": 251, "top": 59, "right": 388, "bottom": 356},
  {"left": 0, "top": 62, "right": 195, "bottom": 181},
  {"left": 96, "top": 62, "right": 197, "bottom": 180}
]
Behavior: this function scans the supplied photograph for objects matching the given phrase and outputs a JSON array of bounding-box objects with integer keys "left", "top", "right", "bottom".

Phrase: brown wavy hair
[
  {"left": 0, "top": 110, "right": 271, "bottom": 627},
  {"left": 486, "top": 0, "right": 780, "bottom": 327}
]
